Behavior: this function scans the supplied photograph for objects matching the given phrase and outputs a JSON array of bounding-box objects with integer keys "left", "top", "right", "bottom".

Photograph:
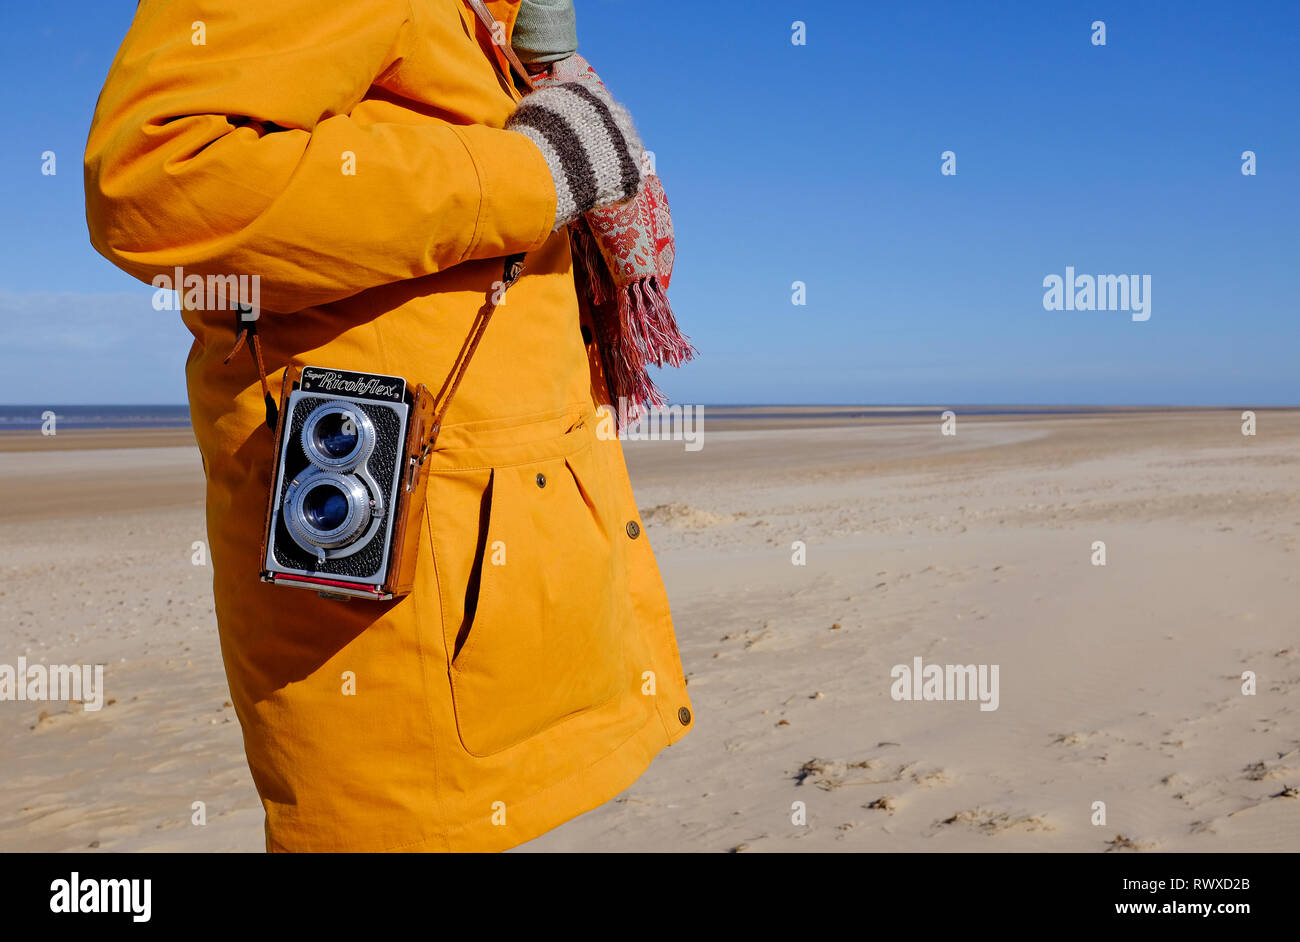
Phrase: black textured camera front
[{"left": 271, "top": 396, "right": 402, "bottom": 579}]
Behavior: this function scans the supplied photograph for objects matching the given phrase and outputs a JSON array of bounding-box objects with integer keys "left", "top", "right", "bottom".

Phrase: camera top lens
[
  {"left": 315, "top": 412, "right": 359, "bottom": 460},
  {"left": 301, "top": 402, "right": 376, "bottom": 471}
]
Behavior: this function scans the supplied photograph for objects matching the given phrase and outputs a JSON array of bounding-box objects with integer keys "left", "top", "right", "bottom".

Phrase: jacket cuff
[{"left": 452, "top": 123, "right": 557, "bottom": 260}]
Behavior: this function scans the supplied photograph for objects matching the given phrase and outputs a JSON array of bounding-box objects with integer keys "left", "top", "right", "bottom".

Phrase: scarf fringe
[
  {"left": 570, "top": 215, "right": 694, "bottom": 424},
  {"left": 603, "top": 276, "right": 697, "bottom": 420},
  {"left": 572, "top": 220, "right": 614, "bottom": 305},
  {"left": 624, "top": 276, "right": 695, "bottom": 369}
]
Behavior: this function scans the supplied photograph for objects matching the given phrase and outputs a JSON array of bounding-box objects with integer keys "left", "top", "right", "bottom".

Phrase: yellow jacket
[{"left": 84, "top": 0, "right": 693, "bottom": 851}]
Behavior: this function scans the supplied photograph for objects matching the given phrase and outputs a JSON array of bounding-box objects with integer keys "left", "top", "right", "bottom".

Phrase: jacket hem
[{"left": 265, "top": 701, "right": 679, "bottom": 853}]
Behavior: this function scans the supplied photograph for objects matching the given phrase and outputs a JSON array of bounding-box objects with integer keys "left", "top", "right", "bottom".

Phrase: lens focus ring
[
  {"left": 301, "top": 402, "right": 376, "bottom": 472},
  {"left": 284, "top": 469, "right": 372, "bottom": 551}
]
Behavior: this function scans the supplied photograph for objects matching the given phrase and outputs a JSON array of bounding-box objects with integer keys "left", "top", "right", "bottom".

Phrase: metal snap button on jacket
[
  {"left": 535, "top": 472, "right": 546, "bottom": 488},
  {"left": 625, "top": 520, "right": 640, "bottom": 539},
  {"left": 677, "top": 707, "right": 691, "bottom": 726}
]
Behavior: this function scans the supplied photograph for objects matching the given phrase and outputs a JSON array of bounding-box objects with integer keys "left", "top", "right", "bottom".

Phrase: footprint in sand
[
  {"left": 1242, "top": 746, "right": 1300, "bottom": 782},
  {"left": 932, "top": 808, "right": 1054, "bottom": 836},
  {"left": 796, "top": 757, "right": 953, "bottom": 792},
  {"left": 1105, "top": 833, "right": 1157, "bottom": 852},
  {"left": 795, "top": 758, "right": 893, "bottom": 790},
  {"left": 1051, "top": 730, "right": 1114, "bottom": 763},
  {"left": 906, "top": 766, "right": 954, "bottom": 788},
  {"left": 833, "top": 821, "right": 865, "bottom": 840},
  {"left": 1201, "top": 780, "right": 1300, "bottom": 831},
  {"left": 639, "top": 503, "right": 741, "bottom": 530},
  {"left": 719, "top": 622, "right": 800, "bottom": 654},
  {"left": 1052, "top": 730, "right": 1103, "bottom": 747},
  {"left": 28, "top": 707, "right": 94, "bottom": 732},
  {"left": 1159, "top": 772, "right": 1222, "bottom": 810}
]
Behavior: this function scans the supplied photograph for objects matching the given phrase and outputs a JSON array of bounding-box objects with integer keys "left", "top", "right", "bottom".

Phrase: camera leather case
[{"left": 258, "top": 364, "right": 436, "bottom": 601}]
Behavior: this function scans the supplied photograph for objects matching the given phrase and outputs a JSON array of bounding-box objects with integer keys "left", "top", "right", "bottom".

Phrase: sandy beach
[{"left": 1, "top": 408, "right": 1297, "bottom": 852}]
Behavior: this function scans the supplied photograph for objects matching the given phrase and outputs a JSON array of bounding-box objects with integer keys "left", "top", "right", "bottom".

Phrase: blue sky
[{"left": 1, "top": 0, "right": 1296, "bottom": 405}]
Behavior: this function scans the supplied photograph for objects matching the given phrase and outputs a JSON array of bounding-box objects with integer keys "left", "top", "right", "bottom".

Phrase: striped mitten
[{"left": 506, "top": 64, "right": 646, "bottom": 231}]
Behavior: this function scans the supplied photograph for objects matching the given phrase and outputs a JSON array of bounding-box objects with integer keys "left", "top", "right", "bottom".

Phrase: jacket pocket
[{"left": 425, "top": 411, "right": 623, "bottom": 757}]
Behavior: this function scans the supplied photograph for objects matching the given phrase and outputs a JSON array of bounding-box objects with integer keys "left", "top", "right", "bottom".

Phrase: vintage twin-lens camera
[{"left": 261, "top": 365, "right": 435, "bottom": 601}]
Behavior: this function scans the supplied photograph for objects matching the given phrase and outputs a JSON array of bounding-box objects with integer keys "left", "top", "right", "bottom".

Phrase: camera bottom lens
[
  {"left": 284, "top": 469, "right": 377, "bottom": 554},
  {"left": 303, "top": 485, "right": 351, "bottom": 532}
]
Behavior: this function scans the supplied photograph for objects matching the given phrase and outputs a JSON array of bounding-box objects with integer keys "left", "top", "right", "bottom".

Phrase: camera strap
[
  {"left": 465, "top": 0, "right": 536, "bottom": 92},
  {"left": 223, "top": 310, "right": 279, "bottom": 431},
  {"left": 424, "top": 253, "right": 526, "bottom": 452},
  {"left": 222, "top": 253, "right": 525, "bottom": 444}
]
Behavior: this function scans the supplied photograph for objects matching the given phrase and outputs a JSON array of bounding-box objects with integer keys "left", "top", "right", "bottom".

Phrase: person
[{"left": 84, "top": 0, "right": 694, "bottom": 852}]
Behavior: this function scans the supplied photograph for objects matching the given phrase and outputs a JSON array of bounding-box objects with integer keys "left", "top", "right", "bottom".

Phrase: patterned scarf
[{"left": 531, "top": 55, "right": 695, "bottom": 419}]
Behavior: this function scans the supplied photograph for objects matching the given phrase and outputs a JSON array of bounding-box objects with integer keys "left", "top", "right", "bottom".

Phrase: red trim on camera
[{"left": 267, "top": 573, "right": 385, "bottom": 595}]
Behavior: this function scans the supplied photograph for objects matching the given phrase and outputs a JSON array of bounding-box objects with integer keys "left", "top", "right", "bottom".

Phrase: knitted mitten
[{"left": 506, "top": 60, "right": 646, "bottom": 231}]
